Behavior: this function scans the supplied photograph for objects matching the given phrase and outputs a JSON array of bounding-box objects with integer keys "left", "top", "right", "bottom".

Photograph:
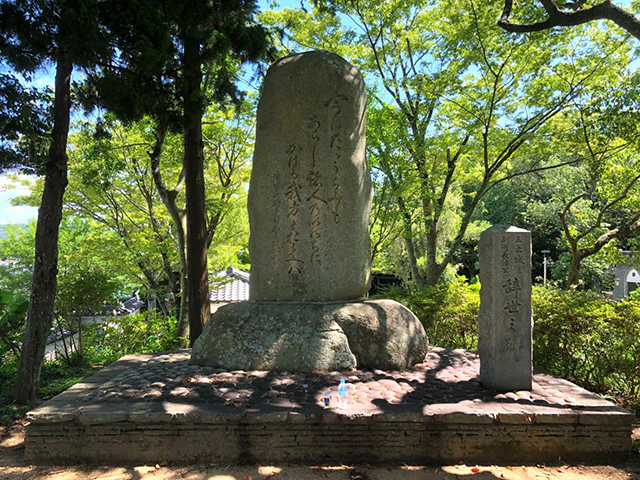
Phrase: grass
[{"left": 0, "top": 353, "right": 100, "bottom": 425}]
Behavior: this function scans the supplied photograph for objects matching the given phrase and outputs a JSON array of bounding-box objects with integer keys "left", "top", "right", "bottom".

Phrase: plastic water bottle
[{"left": 338, "top": 379, "right": 348, "bottom": 409}]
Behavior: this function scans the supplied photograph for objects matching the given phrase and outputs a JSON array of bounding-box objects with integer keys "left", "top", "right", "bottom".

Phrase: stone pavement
[
  {"left": 25, "top": 347, "right": 633, "bottom": 465},
  {"left": 58, "top": 347, "right": 619, "bottom": 413}
]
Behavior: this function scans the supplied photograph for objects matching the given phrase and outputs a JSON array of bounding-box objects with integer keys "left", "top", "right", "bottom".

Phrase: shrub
[
  {"left": 0, "top": 354, "right": 96, "bottom": 425},
  {"left": 0, "top": 310, "right": 178, "bottom": 424},
  {"left": 380, "top": 276, "right": 480, "bottom": 350},
  {"left": 383, "top": 278, "right": 640, "bottom": 412},
  {"left": 84, "top": 310, "right": 179, "bottom": 365},
  {"left": 533, "top": 286, "right": 640, "bottom": 411}
]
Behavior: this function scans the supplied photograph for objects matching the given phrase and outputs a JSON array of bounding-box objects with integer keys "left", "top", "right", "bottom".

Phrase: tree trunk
[
  {"left": 567, "top": 251, "right": 582, "bottom": 288},
  {"left": 403, "top": 236, "right": 423, "bottom": 284},
  {"left": 396, "top": 192, "right": 424, "bottom": 284},
  {"left": 13, "top": 59, "right": 72, "bottom": 405},
  {"left": 424, "top": 219, "right": 442, "bottom": 286},
  {"left": 173, "top": 211, "right": 189, "bottom": 343},
  {"left": 183, "top": 35, "right": 209, "bottom": 346},
  {"left": 149, "top": 126, "right": 189, "bottom": 344}
]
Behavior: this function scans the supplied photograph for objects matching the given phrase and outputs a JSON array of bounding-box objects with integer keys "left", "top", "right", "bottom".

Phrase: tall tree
[
  {"left": 556, "top": 106, "right": 640, "bottom": 287},
  {"left": 496, "top": 0, "right": 640, "bottom": 286},
  {"left": 267, "top": 0, "right": 627, "bottom": 285},
  {"left": 90, "top": 0, "right": 270, "bottom": 344},
  {"left": 0, "top": 0, "right": 110, "bottom": 404}
]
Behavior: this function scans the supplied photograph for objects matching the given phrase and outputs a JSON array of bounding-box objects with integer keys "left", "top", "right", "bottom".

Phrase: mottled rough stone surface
[
  {"left": 192, "top": 300, "right": 427, "bottom": 371},
  {"left": 478, "top": 225, "right": 533, "bottom": 391},
  {"left": 332, "top": 299, "right": 427, "bottom": 369},
  {"left": 191, "top": 302, "right": 357, "bottom": 372},
  {"left": 248, "top": 50, "right": 371, "bottom": 301}
]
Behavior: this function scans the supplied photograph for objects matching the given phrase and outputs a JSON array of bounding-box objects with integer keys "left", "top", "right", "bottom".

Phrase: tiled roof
[{"left": 210, "top": 265, "right": 250, "bottom": 303}]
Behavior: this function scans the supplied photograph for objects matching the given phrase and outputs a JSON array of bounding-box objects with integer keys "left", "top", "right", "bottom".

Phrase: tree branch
[{"left": 498, "top": 0, "right": 640, "bottom": 41}]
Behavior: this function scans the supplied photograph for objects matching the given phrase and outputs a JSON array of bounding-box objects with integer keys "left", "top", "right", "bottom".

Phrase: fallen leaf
[
  {"left": 233, "top": 401, "right": 244, "bottom": 408},
  {"left": 242, "top": 476, "right": 252, "bottom": 480},
  {"left": 471, "top": 467, "right": 480, "bottom": 474},
  {"left": 181, "top": 376, "right": 191, "bottom": 384}
]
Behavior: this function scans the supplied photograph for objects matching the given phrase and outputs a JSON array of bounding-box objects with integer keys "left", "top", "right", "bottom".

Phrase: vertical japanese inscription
[
  {"left": 271, "top": 173, "right": 282, "bottom": 270},
  {"left": 285, "top": 144, "right": 304, "bottom": 275},
  {"left": 479, "top": 225, "right": 532, "bottom": 390},
  {"left": 306, "top": 115, "right": 326, "bottom": 265},
  {"left": 500, "top": 234, "right": 526, "bottom": 352},
  {"left": 501, "top": 235, "right": 510, "bottom": 274},
  {"left": 248, "top": 51, "right": 371, "bottom": 302},
  {"left": 327, "top": 95, "right": 346, "bottom": 224}
]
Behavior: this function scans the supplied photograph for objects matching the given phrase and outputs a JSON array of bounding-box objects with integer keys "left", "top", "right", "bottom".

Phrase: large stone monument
[
  {"left": 248, "top": 51, "right": 370, "bottom": 302},
  {"left": 478, "top": 225, "right": 533, "bottom": 391},
  {"left": 192, "top": 51, "right": 428, "bottom": 372}
]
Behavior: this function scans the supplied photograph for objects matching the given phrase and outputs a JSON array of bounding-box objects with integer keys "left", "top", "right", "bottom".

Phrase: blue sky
[{"left": 0, "top": 176, "right": 37, "bottom": 225}]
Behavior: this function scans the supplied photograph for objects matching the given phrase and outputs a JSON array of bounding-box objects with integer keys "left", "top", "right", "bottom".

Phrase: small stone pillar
[{"left": 478, "top": 225, "right": 532, "bottom": 391}]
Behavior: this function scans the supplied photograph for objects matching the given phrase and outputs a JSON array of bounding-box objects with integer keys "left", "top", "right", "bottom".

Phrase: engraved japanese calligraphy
[
  {"left": 478, "top": 225, "right": 533, "bottom": 391},
  {"left": 248, "top": 50, "right": 370, "bottom": 301}
]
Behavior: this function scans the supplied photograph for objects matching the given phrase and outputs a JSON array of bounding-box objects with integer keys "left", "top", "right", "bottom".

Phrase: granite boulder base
[{"left": 192, "top": 299, "right": 428, "bottom": 371}]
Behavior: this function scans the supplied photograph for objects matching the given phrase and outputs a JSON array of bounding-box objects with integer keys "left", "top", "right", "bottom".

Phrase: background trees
[
  {"left": 263, "top": 0, "right": 633, "bottom": 286},
  {"left": 2, "top": 0, "right": 640, "bottom": 407},
  {"left": 1, "top": 0, "right": 112, "bottom": 404},
  {"left": 87, "top": 0, "right": 271, "bottom": 344}
]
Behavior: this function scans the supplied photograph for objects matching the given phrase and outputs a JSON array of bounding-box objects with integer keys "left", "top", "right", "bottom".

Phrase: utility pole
[{"left": 541, "top": 250, "right": 550, "bottom": 286}]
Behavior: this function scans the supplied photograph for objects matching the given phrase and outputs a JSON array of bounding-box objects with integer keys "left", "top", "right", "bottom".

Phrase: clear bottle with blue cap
[{"left": 338, "top": 379, "right": 348, "bottom": 409}]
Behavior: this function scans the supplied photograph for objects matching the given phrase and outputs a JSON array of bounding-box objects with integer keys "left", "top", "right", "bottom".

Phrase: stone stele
[
  {"left": 478, "top": 225, "right": 533, "bottom": 391},
  {"left": 192, "top": 51, "right": 427, "bottom": 372},
  {"left": 247, "top": 50, "right": 371, "bottom": 302}
]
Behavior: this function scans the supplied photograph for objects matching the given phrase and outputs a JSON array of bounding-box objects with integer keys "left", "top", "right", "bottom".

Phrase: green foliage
[
  {"left": 533, "top": 285, "right": 640, "bottom": 410},
  {"left": 0, "top": 309, "right": 178, "bottom": 424},
  {"left": 89, "top": 0, "right": 271, "bottom": 129},
  {"left": 0, "top": 358, "right": 27, "bottom": 424},
  {"left": 0, "top": 73, "right": 51, "bottom": 173},
  {"left": 384, "top": 278, "right": 640, "bottom": 412},
  {"left": 0, "top": 222, "right": 36, "bottom": 294},
  {"left": 380, "top": 277, "right": 480, "bottom": 350},
  {"left": 0, "top": 355, "right": 96, "bottom": 424},
  {"left": 0, "top": 289, "right": 29, "bottom": 357},
  {"left": 84, "top": 311, "right": 178, "bottom": 365}
]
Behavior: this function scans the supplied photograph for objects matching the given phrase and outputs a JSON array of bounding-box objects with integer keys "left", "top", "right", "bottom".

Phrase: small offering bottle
[
  {"left": 338, "top": 379, "right": 348, "bottom": 409},
  {"left": 323, "top": 390, "right": 332, "bottom": 408}
]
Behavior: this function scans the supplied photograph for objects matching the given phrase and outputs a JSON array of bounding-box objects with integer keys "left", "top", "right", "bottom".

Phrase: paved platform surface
[{"left": 25, "top": 347, "right": 633, "bottom": 465}]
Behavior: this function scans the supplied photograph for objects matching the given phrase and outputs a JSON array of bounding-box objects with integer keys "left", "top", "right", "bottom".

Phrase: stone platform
[{"left": 25, "top": 348, "right": 633, "bottom": 465}]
